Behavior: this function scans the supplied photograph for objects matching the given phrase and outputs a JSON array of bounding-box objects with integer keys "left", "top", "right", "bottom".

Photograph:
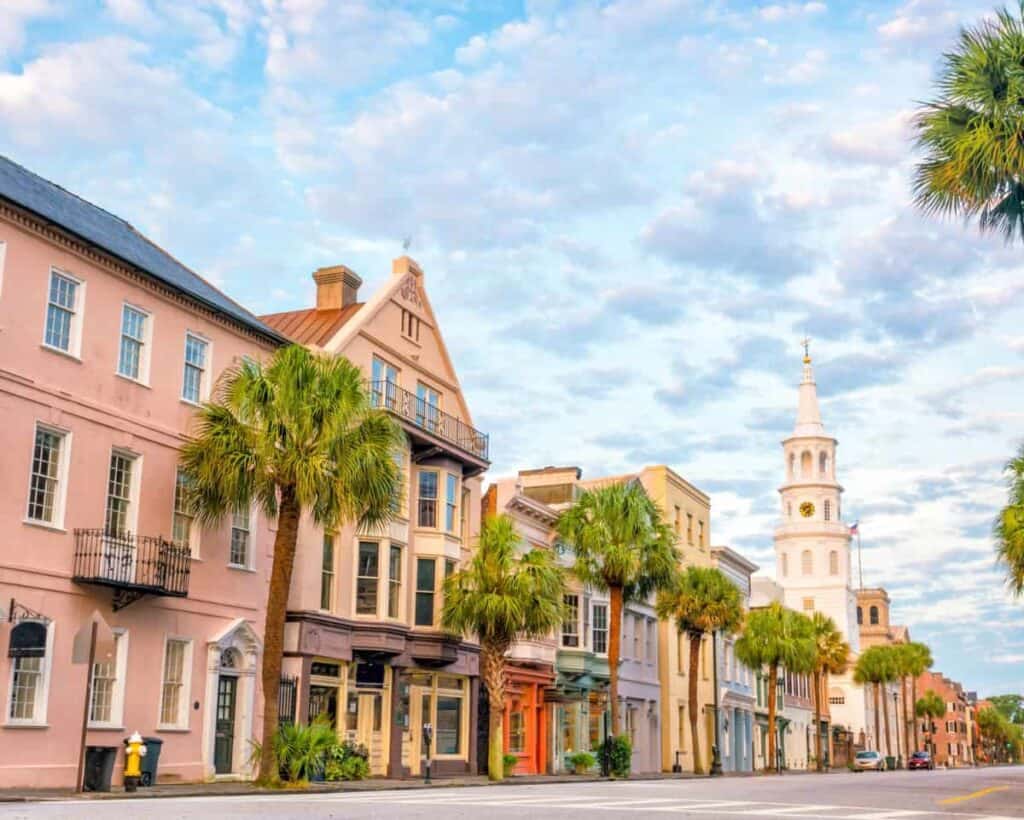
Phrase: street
[{"left": 2, "top": 768, "right": 1022, "bottom": 820}]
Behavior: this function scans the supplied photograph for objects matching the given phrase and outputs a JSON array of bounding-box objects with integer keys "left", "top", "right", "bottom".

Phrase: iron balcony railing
[
  {"left": 369, "top": 380, "right": 489, "bottom": 462},
  {"left": 73, "top": 529, "right": 191, "bottom": 598}
]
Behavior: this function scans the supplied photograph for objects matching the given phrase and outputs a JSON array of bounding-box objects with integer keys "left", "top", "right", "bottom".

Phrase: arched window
[
  {"left": 824, "top": 500, "right": 831, "bottom": 521},
  {"left": 787, "top": 502, "right": 792, "bottom": 518},
  {"left": 856, "top": 606, "right": 863, "bottom": 625},
  {"left": 819, "top": 452, "right": 827, "bottom": 476},
  {"left": 788, "top": 453, "right": 795, "bottom": 478},
  {"left": 869, "top": 606, "right": 879, "bottom": 625},
  {"left": 829, "top": 550, "right": 838, "bottom": 575},
  {"left": 800, "top": 451, "right": 812, "bottom": 477},
  {"left": 781, "top": 553, "right": 789, "bottom": 577},
  {"left": 801, "top": 550, "right": 812, "bottom": 575}
]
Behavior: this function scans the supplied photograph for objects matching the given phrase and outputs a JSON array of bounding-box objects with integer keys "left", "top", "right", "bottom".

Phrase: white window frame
[
  {"left": 88, "top": 628, "right": 129, "bottom": 729},
  {"left": 5, "top": 620, "right": 56, "bottom": 727},
  {"left": 591, "top": 602, "right": 608, "bottom": 655},
  {"left": 42, "top": 268, "right": 85, "bottom": 358},
  {"left": 444, "top": 473, "right": 458, "bottom": 533},
  {"left": 104, "top": 448, "right": 142, "bottom": 537},
  {"left": 157, "top": 636, "right": 193, "bottom": 730},
  {"left": 116, "top": 302, "right": 152, "bottom": 385},
  {"left": 561, "top": 594, "right": 580, "bottom": 648},
  {"left": 171, "top": 467, "right": 200, "bottom": 557},
  {"left": 181, "top": 332, "right": 211, "bottom": 404},
  {"left": 229, "top": 504, "right": 253, "bottom": 569},
  {"left": 24, "top": 422, "right": 72, "bottom": 530}
]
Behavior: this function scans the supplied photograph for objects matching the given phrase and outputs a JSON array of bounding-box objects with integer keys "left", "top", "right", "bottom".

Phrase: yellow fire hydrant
[{"left": 123, "top": 731, "right": 147, "bottom": 792}]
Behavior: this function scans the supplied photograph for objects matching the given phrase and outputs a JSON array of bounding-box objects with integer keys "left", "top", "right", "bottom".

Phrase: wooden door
[{"left": 214, "top": 675, "right": 238, "bottom": 774}]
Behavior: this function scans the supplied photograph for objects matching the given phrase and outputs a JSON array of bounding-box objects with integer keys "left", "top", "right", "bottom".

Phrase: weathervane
[{"left": 801, "top": 335, "right": 811, "bottom": 363}]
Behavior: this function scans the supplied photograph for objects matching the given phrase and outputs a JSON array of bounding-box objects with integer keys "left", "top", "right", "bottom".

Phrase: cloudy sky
[{"left": 2, "top": 0, "right": 1022, "bottom": 697}]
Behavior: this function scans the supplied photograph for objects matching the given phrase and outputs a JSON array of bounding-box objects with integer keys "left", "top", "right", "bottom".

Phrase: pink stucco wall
[{"left": 0, "top": 205, "right": 277, "bottom": 788}]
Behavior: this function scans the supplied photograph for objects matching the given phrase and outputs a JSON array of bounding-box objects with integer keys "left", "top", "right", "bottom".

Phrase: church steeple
[{"left": 794, "top": 338, "right": 824, "bottom": 437}]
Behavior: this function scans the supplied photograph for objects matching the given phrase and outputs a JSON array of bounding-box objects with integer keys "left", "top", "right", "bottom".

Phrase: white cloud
[
  {"left": 765, "top": 47, "right": 827, "bottom": 84},
  {"left": 0, "top": 0, "right": 55, "bottom": 57},
  {"left": 759, "top": 2, "right": 827, "bottom": 23}
]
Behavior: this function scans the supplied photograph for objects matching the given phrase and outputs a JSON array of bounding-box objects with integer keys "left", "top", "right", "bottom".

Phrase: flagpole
[{"left": 857, "top": 530, "right": 863, "bottom": 590}]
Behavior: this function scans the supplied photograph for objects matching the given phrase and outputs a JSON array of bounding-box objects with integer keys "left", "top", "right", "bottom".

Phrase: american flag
[{"left": 849, "top": 521, "right": 859, "bottom": 536}]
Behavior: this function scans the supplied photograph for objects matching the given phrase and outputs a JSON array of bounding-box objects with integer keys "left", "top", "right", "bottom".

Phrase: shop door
[
  {"left": 407, "top": 687, "right": 432, "bottom": 776},
  {"left": 214, "top": 675, "right": 238, "bottom": 774}
]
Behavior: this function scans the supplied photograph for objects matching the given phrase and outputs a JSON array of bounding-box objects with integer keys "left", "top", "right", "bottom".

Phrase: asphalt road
[{"left": 3, "top": 766, "right": 1022, "bottom": 820}]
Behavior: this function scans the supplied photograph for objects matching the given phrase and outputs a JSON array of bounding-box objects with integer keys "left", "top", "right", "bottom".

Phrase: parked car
[
  {"left": 908, "top": 751, "right": 935, "bottom": 770},
  {"left": 853, "top": 750, "right": 886, "bottom": 771}
]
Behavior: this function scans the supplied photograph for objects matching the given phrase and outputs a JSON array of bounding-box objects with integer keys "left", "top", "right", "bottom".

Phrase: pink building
[{"left": 0, "top": 156, "right": 284, "bottom": 788}]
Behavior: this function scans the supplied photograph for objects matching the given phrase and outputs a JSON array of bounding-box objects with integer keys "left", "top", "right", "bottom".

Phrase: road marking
[
  {"left": 844, "top": 812, "right": 931, "bottom": 819},
  {"left": 938, "top": 786, "right": 1009, "bottom": 805},
  {"left": 740, "top": 806, "right": 840, "bottom": 815}
]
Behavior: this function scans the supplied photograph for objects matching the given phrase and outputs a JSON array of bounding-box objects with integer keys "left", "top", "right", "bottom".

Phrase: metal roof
[{"left": 0, "top": 155, "right": 286, "bottom": 345}]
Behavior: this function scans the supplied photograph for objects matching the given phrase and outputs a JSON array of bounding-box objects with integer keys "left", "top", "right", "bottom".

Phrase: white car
[{"left": 853, "top": 750, "right": 886, "bottom": 771}]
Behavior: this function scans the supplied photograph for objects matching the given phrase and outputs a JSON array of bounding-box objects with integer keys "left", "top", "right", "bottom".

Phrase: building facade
[
  {"left": 772, "top": 350, "right": 874, "bottom": 751},
  {"left": 711, "top": 546, "right": 758, "bottom": 774},
  {"left": 916, "top": 670, "right": 971, "bottom": 768},
  {"left": 260, "top": 257, "right": 487, "bottom": 778},
  {"left": 856, "top": 587, "right": 910, "bottom": 761},
  {"left": 0, "top": 157, "right": 283, "bottom": 787}
]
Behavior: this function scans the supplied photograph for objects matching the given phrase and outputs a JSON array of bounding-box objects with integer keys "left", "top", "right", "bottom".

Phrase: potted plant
[
  {"left": 567, "top": 751, "right": 596, "bottom": 775},
  {"left": 502, "top": 754, "right": 518, "bottom": 778}
]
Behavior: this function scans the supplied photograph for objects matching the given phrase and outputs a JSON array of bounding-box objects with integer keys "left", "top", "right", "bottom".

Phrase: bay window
[{"left": 418, "top": 471, "right": 438, "bottom": 528}]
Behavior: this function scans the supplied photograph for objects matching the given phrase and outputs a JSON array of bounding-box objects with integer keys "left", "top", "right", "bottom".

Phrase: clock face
[{"left": 799, "top": 501, "right": 815, "bottom": 518}]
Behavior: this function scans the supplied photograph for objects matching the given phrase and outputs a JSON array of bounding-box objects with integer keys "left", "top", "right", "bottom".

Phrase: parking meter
[{"left": 422, "top": 723, "right": 433, "bottom": 784}]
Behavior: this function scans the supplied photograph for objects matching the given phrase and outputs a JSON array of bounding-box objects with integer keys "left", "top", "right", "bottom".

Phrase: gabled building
[
  {"left": 0, "top": 156, "right": 284, "bottom": 787},
  {"left": 260, "top": 257, "right": 488, "bottom": 778}
]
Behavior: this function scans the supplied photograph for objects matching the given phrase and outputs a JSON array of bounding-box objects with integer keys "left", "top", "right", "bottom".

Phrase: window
[
  {"left": 104, "top": 451, "right": 136, "bottom": 537},
  {"left": 436, "top": 694, "right": 462, "bottom": 755},
  {"left": 320, "top": 534, "right": 335, "bottom": 610},
  {"left": 781, "top": 552, "right": 789, "bottom": 578},
  {"left": 371, "top": 357, "right": 399, "bottom": 409},
  {"left": 801, "top": 451, "right": 812, "bottom": 476},
  {"left": 460, "top": 487, "right": 470, "bottom": 542},
  {"left": 118, "top": 304, "right": 149, "bottom": 381},
  {"left": 416, "top": 383, "right": 440, "bottom": 431},
  {"left": 677, "top": 632, "right": 687, "bottom": 674},
  {"left": 829, "top": 550, "right": 838, "bottom": 575},
  {"left": 857, "top": 606, "right": 863, "bottom": 625},
  {"left": 788, "top": 453, "right": 795, "bottom": 478},
  {"left": 172, "top": 468, "right": 195, "bottom": 552},
  {"left": 26, "top": 425, "right": 67, "bottom": 525},
  {"left": 181, "top": 333, "right": 209, "bottom": 403},
  {"left": 230, "top": 506, "right": 250, "bottom": 567},
  {"left": 7, "top": 621, "right": 53, "bottom": 725},
  {"left": 801, "top": 549, "right": 812, "bottom": 575},
  {"left": 674, "top": 505, "right": 682, "bottom": 535},
  {"left": 159, "top": 638, "right": 191, "bottom": 728},
  {"left": 633, "top": 615, "right": 642, "bottom": 660},
  {"left": 787, "top": 502, "right": 792, "bottom": 518},
  {"left": 829, "top": 694, "right": 845, "bottom": 706},
  {"left": 678, "top": 704, "right": 687, "bottom": 751},
  {"left": 647, "top": 619, "right": 656, "bottom": 663},
  {"left": 508, "top": 710, "right": 525, "bottom": 753},
  {"left": 819, "top": 451, "right": 828, "bottom": 476},
  {"left": 698, "top": 520, "right": 705, "bottom": 548},
  {"left": 415, "top": 558, "right": 437, "bottom": 626},
  {"left": 356, "top": 541, "right": 380, "bottom": 615},
  {"left": 802, "top": 597, "right": 814, "bottom": 612},
  {"left": 824, "top": 500, "right": 831, "bottom": 521},
  {"left": 44, "top": 270, "right": 80, "bottom": 354},
  {"left": 89, "top": 631, "right": 127, "bottom": 726},
  {"left": 562, "top": 594, "right": 579, "bottom": 647},
  {"left": 686, "top": 513, "right": 693, "bottom": 544},
  {"left": 388, "top": 545, "right": 402, "bottom": 619},
  {"left": 592, "top": 603, "right": 608, "bottom": 654},
  {"left": 445, "top": 474, "right": 458, "bottom": 533},
  {"left": 401, "top": 309, "right": 421, "bottom": 341},
  {"left": 869, "top": 605, "right": 879, "bottom": 625},
  {"left": 418, "top": 470, "right": 438, "bottom": 528}
]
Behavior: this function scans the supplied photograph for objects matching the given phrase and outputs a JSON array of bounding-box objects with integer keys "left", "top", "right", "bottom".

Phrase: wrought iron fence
[
  {"left": 368, "top": 380, "right": 489, "bottom": 461},
  {"left": 279, "top": 675, "right": 298, "bottom": 726},
  {"left": 72, "top": 528, "right": 190, "bottom": 597}
]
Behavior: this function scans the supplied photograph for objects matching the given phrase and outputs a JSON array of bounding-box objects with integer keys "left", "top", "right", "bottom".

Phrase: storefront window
[
  {"left": 436, "top": 695, "right": 462, "bottom": 754},
  {"left": 509, "top": 710, "right": 525, "bottom": 753},
  {"left": 346, "top": 690, "right": 359, "bottom": 732},
  {"left": 588, "top": 701, "right": 603, "bottom": 750},
  {"left": 562, "top": 704, "right": 578, "bottom": 753}
]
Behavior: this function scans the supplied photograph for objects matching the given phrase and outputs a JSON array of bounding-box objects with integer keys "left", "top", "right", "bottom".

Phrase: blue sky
[{"left": 2, "top": 0, "right": 1022, "bottom": 698}]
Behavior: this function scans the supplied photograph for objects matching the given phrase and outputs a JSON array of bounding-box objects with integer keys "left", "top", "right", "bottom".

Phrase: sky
[{"left": 1, "top": 0, "right": 1022, "bottom": 699}]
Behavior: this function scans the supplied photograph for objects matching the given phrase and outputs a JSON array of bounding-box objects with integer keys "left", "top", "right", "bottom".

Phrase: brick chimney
[{"left": 312, "top": 265, "right": 362, "bottom": 311}]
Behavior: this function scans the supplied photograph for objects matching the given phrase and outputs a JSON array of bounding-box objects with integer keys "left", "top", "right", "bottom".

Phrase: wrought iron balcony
[
  {"left": 73, "top": 529, "right": 191, "bottom": 610},
  {"left": 369, "top": 380, "right": 489, "bottom": 463}
]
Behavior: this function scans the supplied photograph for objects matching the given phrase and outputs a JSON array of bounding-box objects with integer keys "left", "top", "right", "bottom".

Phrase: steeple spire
[{"left": 794, "top": 340, "right": 824, "bottom": 436}]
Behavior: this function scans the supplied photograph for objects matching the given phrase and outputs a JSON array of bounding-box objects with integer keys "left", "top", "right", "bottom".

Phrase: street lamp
[{"left": 892, "top": 691, "right": 901, "bottom": 769}]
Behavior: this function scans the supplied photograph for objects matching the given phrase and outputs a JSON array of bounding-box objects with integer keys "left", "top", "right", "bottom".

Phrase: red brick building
[{"left": 915, "top": 670, "right": 970, "bottom": 767}]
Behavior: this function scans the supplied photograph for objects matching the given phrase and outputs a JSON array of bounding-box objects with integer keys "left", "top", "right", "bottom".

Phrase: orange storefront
[{"left": 503, "top": 663, "right": 555, "bottom": 774}]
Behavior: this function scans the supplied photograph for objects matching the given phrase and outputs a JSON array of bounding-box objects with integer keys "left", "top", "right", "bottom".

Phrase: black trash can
[
  {"left": 83, "top": 746, "right": 117, "bottom": 792},
  {"left": 140, "top": 737, "right": 163, "bottom": 786}
]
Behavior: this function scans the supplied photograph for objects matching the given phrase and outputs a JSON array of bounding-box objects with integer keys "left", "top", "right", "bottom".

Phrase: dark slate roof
[{"left": 0, "top": 155, "right": 286, "bottom": 345}]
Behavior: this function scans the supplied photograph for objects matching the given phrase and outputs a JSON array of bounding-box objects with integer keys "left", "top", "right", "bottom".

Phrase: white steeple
[{"left": 794, "top": 338, "right": 824, "bottom": 437}]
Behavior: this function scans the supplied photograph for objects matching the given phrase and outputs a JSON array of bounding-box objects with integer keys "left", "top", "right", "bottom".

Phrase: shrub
[
  {"left": 502, "top": 753, "right": 519, "bottom": 777},
  {"left": 325, "top": 741, "right": 370, "bottom": 782},
  {"left": 567, "top": 751, "right": 596, "bottom": 772},
  {"left": 599, "top": 735, "right": 632, "bottom": 778},
  {"left": 249, "top": 719, "right": 337, "bottom": 784}
]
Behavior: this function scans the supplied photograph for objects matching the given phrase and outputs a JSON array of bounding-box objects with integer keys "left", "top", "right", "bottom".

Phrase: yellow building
[{"left": 636, "top": 466, "right": 715, "bottom": 774}]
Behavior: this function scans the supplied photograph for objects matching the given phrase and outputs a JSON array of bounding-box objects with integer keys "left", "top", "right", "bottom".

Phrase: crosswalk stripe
[{"left": 740, "top": 806, "right": 841, "bottom": 815}]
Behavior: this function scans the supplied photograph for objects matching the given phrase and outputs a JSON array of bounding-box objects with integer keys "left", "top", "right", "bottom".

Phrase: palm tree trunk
[
  {"left": 911, "top": 679, "right": 920, "bottom": 752},
  {"left": 688, "top": 630, "right": 703, "bottom": 775},
  {"left": 480, "top": 641, "right": 507, "bottom": 781},
  {"left": 608, "top": 585, "right": 623, "bottom": 737},
  {"left": 258, "top": 486, "right": 301, "bottom": 783},
  {"left": 813, "top": 669, "right": 822, "bottom": 772},
  {"left": 882, "top": 683, "right": 892, "bottom": 758},
  {"left": 901, "top": 677, "right": 911, "bottom": 761},
  {"left": 767, "top": 664, "right": 778, "bottom": 774},
  {"left": 873, "top": 682, "right": 881, "bottom": 753}
]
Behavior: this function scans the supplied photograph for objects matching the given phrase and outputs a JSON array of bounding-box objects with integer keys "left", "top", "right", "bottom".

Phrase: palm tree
[
  {"left": 995, "top": 443, "right": 1024, "bottom": 595},
  {"left": 734, "top": 603, "right": 815, "bottom": 773},
  {"left": 809, "top": 613, "right": 849, "bottom": 772},
  {"left": 854, "top": 645, "right": 898, "bottom": 756},
  {"left": 916, "top": 690, "right": 945, "bottom": 757},
  {"left": 180, "top": 346, "right": 400, "bottom": 782},
  {"left": 896, "top": 642, "right": 933, "bottom": 755},
  {"left": 913, "top": 4, "right": 1024, "bottom": 242},
  {"left": 442, "top": 514, "right": 565, "bottom": 781},
  {"left": 556, "top": 480, "right": 678, "bottom": 735},
  {"left": 655, "top": 566, "right": 743, "bottom": 775}
]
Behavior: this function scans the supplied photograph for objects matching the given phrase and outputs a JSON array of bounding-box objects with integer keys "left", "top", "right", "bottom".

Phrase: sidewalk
[{"left": 0, "top": 771, "right": 700, "bottom": 802}]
